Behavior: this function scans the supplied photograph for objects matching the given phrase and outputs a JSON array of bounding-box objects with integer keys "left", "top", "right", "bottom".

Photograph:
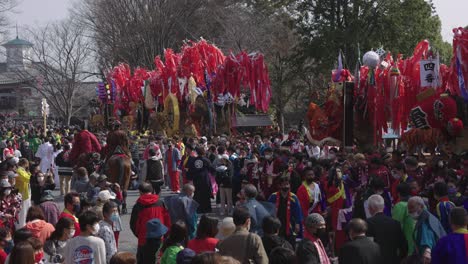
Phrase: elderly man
[
  {"left": 408, "top": 196, "right": 446, "bottom": 264},
  {"left": 164, "top": 183, "right": 199, "bottom": 239},
  {"left": 296, "top": 213, "right": 330, "bottom": 264},
  {"left": 339, "top": 218, "right": 381, "bottom": 264},
  {"left": 432, "top": 207, "right": 468, "bottom": 264},
  {"left": 242, "top": 184, "right": 272, "bottom": 236},
  {"left": 366, "top": 194, "right": 407, "bottom": 264}
]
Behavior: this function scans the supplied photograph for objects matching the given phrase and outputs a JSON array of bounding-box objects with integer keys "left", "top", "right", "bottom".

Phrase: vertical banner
[{"left": 420, "top": 58, "right": 440, "bottom": 88}]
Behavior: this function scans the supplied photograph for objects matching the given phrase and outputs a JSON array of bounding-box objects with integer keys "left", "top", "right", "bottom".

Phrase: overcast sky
[{"left": 8, "top": 0, "right": 468, "bottom": 42}]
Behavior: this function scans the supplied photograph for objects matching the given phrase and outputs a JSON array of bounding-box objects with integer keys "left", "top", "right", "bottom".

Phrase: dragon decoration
[
  {"left": 306, "top": 27, "right": 468, "bottom": 151},
  {"left": 96, "top": 39, "right": 272, "bottom": 136}
]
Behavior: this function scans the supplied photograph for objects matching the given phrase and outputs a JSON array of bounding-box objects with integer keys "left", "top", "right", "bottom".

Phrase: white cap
[{"left": 98, "top": 190, "right": 116, "bottom": 201}]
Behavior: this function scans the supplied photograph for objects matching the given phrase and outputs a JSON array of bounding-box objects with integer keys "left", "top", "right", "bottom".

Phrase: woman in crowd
[
  {"left": 187, "top": 215, "right": 219, "bottom": 254},
  {"left": 8, "top": 241, "right": 35, "bottom": 264},
  {"left": 160, "top": 221, "right": 188, "bottom": 264},
  {"left": 97, "top": 201, "right": 118, "bottom": 263},
  {"left": 0, "top": 180, "right": 21, "bottom": 231},
  {"left": 24, "top": 206, "right": 55, "bottom": 244},
  {"left": 43, "top": 217, "right": 75, "bottom": 263},
  {"left": 16, "top": 158, "right": 31, "bottom": 228}
]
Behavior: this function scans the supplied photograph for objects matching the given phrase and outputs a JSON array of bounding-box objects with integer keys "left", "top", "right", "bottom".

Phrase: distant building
[{"left": 0, "top": 36, "right": 96, "bottom": 124}]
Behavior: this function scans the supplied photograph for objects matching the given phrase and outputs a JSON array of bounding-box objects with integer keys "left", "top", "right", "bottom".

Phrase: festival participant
[
  {"left": 408, "top": 196, "right": 446, "bottom": 263},
  {"left": 325, "top": 166, "right": 350, "bottom": 250},
  {"left": 44, "top": 217, "right": 75, "bottom": 263},
  {"left": 297, "top": 167, "right": 323, "bottom": 218},
  {"left": 8, "top": 241, "right": 35, "bottom": 264},
  {"left": 2, "top": 141, "right": 13, "bottom": 161},
  {"left": 339, "top": 218, "right": 381, "bottom": 264},
  {"left": 216, "top": 217, "right": 235, "bottom": 241},
  {"left": 0, "top": 228, "right": 11, "bottom": 263},
  {"left": 260, "top": 148, "right": 283, "bottom": 198},
  {"left": 405, "top": 156, "right": 425, "bottom": 187},
  {"left": 366, "top": 194, "right": 407, "bottom": 264},
  {"left": 432, "top": 207, "right": 468, "bottom": 264},
  {"left": 130, "top": 183, "right": 171, "bottom": 263},
  {"left": 368, "top": 156, "right": 391, "bottom": 188},
  {"left": 30, "top": 170, "right": 55, "bottom": 205},
  {"left": 268, "top": 176, "right": 303, "bottom": 244},
  {"left": 216, "top": 206, "right": 269, "bottom": 264},
  {"left": 58, "top": 192, "right": 81, "bottom": 237},
  {"left": 186, "top": 147, "right": 214, "bottom": 213},
  {"left": 164, "top": 184, "right": 199, "bottom": 239},
  {"left": 63, "top": 211, "right": 106, "bottom": 264},
  {"left": 390, "top": 163, "right": 411, "bottom": 203},
  {"left": 142, "top": 219, "right": 168, "bottom": 264},
  {"left": 35, "top": 137, "right": 54, "bottom": 174},
  {"left": 92, "top": 190, "right": 116, "bottom": 220},
  {"left": 261, "top": 216, "right": 293, "bottom": 258},
  {"left": 165, "top": 140, "right": 182, "bottom": 193},
  {"left": 433, "top": 182, "right": 456, "bottom": 233},
  {"left": 353, "top": 153, "right": 369, "bottom": 187}
]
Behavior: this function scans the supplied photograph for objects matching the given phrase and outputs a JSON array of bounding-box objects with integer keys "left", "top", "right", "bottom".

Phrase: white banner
[{"left": 420, "top": 58, "right": 440, "bottom": 88}]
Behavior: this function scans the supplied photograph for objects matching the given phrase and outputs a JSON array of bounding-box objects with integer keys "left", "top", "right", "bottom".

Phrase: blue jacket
[
  {"left": 268, "top": 192, "right": 303, "bottom": 237},
  {"left": 414, "top": 210, "right": 446, "bottom": 255},
  {"left": 243, "top": 198, "right": 272, "bottom": 236}
]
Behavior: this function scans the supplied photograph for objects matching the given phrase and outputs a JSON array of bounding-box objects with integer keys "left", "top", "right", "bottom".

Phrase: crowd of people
[{"left": 0, "top": 124, "right": 467, "bottom": 264}]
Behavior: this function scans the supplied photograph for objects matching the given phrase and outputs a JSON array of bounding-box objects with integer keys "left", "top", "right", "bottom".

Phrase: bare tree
[
  {"left": 0, "top": 0, "right": 17, "bottom": 33},
  {"left": 15, "top": 18, "right": 96, "bottom": 125}
]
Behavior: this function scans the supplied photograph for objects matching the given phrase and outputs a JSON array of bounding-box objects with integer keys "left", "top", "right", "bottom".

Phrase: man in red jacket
[
  {"left": 58, "top": 192, "right": 81, "bottom": 236},
  {"left": 130, "top": 182, "right": 171, "bottom": 264}
]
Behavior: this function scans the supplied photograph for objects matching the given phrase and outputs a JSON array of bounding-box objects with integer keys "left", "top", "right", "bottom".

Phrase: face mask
[
  {"left": 314, "top": 228, "right": 327, "bottom": 239},
  {"left": 306, "top": 178, "right": 314, "bottom": 184},
  {"left": 69, "top": 229, "right": 75, "bottom": 238},
  {"left": 281, "top": 187, "right": 290, "bottom": 193},
  {"left": 3, "top": 189, "right": 11, "bottom": 196},
  {"left": 265, "top": 155, "right": 272, "bottom": 160},
  {"left": 110, "top": 213, "right": 119, "bottom": 222},
  {"left": 37, "top": 176, "right": 45, "bottom": 182},
  {"left": 448, "top": 187, "right": 457, "bottom": 194},
  {"left": 336, "top": 171, "right": 342, "bottom": 179},
  {"left": 409, "top": 211, "right": 420, "bottom": 220},
  {"left": 35, "top": 252, "right": 44, "bottom": 263},
  {"left": 375, "top": 190, "right": 384, "bottom": 195},
  {"left": 391, "top": 172, "right": 401, "bottom": 179},
  {"left": 4, "top": 240, "right": 13, "bottom": 254},
  {"left": 92, "top": 223, "right": 100, "bottom": 235},
  {"left": 72, "top": 204, "right": 81, "bottom": 214}
]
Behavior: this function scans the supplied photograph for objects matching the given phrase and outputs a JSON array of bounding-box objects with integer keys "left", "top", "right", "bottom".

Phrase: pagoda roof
[{"left": 2, "top": 37, "right": 33, "bottom": 47}]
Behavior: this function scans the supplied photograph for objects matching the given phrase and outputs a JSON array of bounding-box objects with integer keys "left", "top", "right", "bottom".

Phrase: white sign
[{"left": 420, "top": 58, "right": 440, "bottom": 88}]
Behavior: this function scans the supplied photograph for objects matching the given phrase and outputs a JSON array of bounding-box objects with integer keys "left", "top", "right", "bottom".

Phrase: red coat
[
  {"left": 296, "top": 182, "right": 322, "bottom": 219},
  {"left": 69, "top": 130, "right": 101, "bottom": 165},
  {"left": 130, "top": 194, "right": 171, "bottom": 246}
]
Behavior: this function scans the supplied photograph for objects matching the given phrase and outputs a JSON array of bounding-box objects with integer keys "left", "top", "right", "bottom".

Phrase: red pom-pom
[{"left": 448, "top": 118, "right": 463, "bottom": 136}]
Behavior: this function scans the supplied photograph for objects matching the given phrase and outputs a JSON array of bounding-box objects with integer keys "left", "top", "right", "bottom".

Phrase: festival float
[
  {"left": 94, "top": 39, "right": 272, "bottom": 137},
  {"left": 304, "top": 27, "right": 468, "bottom": 154}
]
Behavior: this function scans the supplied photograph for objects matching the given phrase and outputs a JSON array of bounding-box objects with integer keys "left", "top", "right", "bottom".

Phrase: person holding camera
[{"left": 30, "top": 168, "right": 56, "bottom": 206}]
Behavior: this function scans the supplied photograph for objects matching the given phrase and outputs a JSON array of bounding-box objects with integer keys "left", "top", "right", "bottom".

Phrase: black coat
[
  {"left": 338, "top": 236, "right": 381, "bottom": 264},
  {"left": 366, "top": 212, "right": 407, "bottom": 264},
  {"left": 296, "top": 238, "right": 322, "bottom": 264},
  {"left": 146, "top": 158, "right": 163, "bottom": 182}
]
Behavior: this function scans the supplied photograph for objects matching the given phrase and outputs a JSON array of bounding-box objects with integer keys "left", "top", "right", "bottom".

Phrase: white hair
[
  {"left": 367, "top": 194, "right": 385, "bottom": 211},
  {"left": 408, "top": 196, "right": 426, "bottom": 209}
]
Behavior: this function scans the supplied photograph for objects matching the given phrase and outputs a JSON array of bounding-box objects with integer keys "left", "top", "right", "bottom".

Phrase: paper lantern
[{"left": 363, "top": 51, "right": 380, "bottom": 68}]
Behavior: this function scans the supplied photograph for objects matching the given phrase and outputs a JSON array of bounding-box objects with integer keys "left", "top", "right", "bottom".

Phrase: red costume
[
  {"left": 297, "top": 182, "right": 322, "bottom": 219},
  {"left": 69, "top": 130, "right": 101, "bottom": 165}
]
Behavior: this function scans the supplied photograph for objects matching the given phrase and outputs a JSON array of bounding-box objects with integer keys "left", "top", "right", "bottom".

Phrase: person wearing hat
[
  {"left": 92, "top": 190, "right": 116, "bottom": 220},
  {"left": 142, "top": 218, "right": 168, "bottom": 264},
  {"left": 296, "top": 213, "right": 330, "bottom": 263},
  {"left": 39, "top": 190, "right": 60, "bottom": 226}
]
